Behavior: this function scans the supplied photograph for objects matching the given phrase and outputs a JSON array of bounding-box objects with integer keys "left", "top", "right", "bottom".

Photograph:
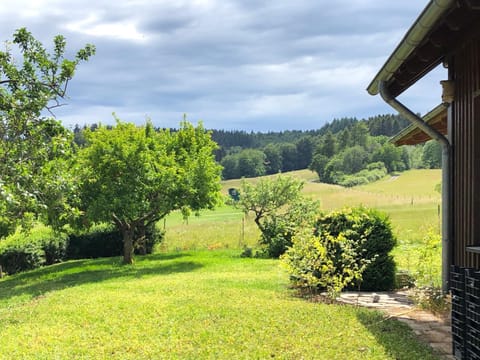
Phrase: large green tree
[
  {"left": 0, "top": 28, "right": 94, "bottom": 236},
  {"left": 77, "top": 119, "right": 222, "bottom": 264}
]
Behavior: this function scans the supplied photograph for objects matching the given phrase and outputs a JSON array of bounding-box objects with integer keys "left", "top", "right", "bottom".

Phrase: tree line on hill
[
  {"left": 73, "top": 113, "right": 442, "bottom": 187},
  {"left": 210, "top": 115, "right": 442, "bottom": 186}
]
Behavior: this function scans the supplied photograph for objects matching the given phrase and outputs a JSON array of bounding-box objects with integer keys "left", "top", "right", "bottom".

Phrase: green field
[
  {"left": 163, "top": 169, "right": 442, "bottom": 274},
  {"left": 0, "top": 250, "right": 439, "bottom": 359}
]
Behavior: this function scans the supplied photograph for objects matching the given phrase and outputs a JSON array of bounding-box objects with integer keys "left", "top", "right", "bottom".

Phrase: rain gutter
[{"left": 379, "top": 81, "right": 452, "bottom": 293}]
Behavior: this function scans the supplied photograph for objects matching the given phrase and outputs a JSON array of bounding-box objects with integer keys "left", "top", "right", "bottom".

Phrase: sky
[{"left": 0, "top": 0, "right": 447, "bottom": 131}]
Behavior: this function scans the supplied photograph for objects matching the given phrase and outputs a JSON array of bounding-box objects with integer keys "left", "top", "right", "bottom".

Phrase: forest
[
  {"left": 208, "top": 115, "right": 442, "bottom": 186},
  {"left": 73, "top": 113, "right": 442, "bottom": 188}
]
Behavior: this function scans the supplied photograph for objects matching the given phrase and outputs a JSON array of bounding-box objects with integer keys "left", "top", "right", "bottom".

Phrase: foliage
[
  {"left": 315, "top": 207, "right": 397, "bottom": 291},
  {"left": 0, "top": 225, "right": 68, "bottom": 275},
  {"left": 0, "top": 28, "right": 95, "bottom": 236},
  {"left": 66, "top": 223, "right": 164, "bottom": 260},
  {"left": 337, "top": 162, "right": 388, "bottom": 187},
  {"left": 411, "top": 286, "right": 450, "bottom": 315},
  {"left": 263, "top": 143, "right": 283, "bottom": 174},
  {"left": 238, "top": 175, "right": 303, "bottom": 232},
  {"left": 221, "top": 149, "right": 266, "bottom": 179},
  {"left": 281, "top": 226, "right": 373, "bottom": 300},
  {"left": 76, "top": 119, "right": 221, "bottom": 264},
  {"left": 237, "top": 175, "right": 320, "bottom": 257},
  {"left": 257, "top": 197, "right": 320, "bottom": 258},
  {"left": 421, "top": 140, "right": 442, "bottom": 169},
  {"left": 414, "top": 228, "right": 442, "bottom": 288},
  {"left": 409, "top": 229, "right": 449, "bottom": 313}
]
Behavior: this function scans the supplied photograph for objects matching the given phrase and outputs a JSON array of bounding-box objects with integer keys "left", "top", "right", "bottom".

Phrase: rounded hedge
[{"left": 315, "top": 207, "right": 397, "bottom": 291}]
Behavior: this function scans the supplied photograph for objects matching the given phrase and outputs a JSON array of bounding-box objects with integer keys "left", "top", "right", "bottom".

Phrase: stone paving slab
[{"left": 337, "top": 291, "right": 453, "bottom": 360}]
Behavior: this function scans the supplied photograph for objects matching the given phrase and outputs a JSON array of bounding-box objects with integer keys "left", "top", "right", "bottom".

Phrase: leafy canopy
[
  {"left": 0, "top": 28, "right": 95, "bottom": 236},
  {"left": 77, "top": 118, "right": 222, "bottom": 263}
]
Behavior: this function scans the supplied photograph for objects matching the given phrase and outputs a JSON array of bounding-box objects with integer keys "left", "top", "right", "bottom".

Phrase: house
[
  {"left": 368, "top": 2, "right": 480, "bottom": 357},
  {"left": 367, "top": 0, "right": 480, "bottom": 289}
]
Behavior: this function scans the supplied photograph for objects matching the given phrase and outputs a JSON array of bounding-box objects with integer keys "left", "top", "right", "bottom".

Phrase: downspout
[{"left": 379, "top": 81, "right": 452, "bottom": 293}]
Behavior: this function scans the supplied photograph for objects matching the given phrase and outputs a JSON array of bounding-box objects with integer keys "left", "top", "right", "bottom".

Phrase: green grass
[{"left": 0, "top": 251, "right": 439, "bottom": 359}]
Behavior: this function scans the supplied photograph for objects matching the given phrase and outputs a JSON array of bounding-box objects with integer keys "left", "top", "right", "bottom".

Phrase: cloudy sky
[{"left": 0, "top": 0, "right": 446, "bottom": 131}]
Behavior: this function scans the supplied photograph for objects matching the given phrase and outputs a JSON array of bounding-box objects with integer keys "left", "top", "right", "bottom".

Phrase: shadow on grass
[
  {"left": 0, "top": 252, "right": 202, "bottom": 303},
  {"left": 355, "top": 310, "right": 440, "bottom": 360}
]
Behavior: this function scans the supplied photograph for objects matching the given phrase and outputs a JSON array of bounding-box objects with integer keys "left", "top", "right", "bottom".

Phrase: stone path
[{"left": 338, "top": 291, "right": 454, "bottom": 360}]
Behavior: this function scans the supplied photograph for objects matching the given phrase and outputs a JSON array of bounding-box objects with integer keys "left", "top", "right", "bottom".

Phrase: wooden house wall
[{"left": 452, "top": 36, "right": 480, "bottom": 268}]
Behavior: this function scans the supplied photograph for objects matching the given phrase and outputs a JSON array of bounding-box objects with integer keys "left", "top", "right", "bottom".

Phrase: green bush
[
  {"left": 0, "top": 222, "right": 165, "bottom": 275},
  {"left": 258, "top": 198, "right": 319, "bottom": 258},
  {"left": 315, "top": 207, "right": 397, "bottom": 291},
  {"left": 338, "top": 164, "right": 387, "bottom": 187},
  {"left": 66, "top": 223, "right": 123, "bottom": 259},
  {"left": 258, "top": 217, "right": 295, "bottom": 258},
  {"left": 281, "top": 228, "right": 372, "bottom": 300},
  {"left": 66, "top": 223, "right": 164, "bottom": 259},
  {"left": 0, "top": 241, "right": 45, "bottom": 275},
  {"left": 0, "top": 225, "right": 68, "bottom": 275}
]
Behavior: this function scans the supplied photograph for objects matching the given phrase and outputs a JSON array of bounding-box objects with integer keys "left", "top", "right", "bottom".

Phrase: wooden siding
[{"left": 452, "top": 36, "right": 480, "bottom": 268}]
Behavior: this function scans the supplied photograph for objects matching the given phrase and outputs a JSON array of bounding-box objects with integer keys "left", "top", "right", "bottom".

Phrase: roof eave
[
  {"left": 366, "top": 0, "right": 456, "bottom": 96},
  {"left": 390, "top": 103, "right": 448, "bottom": 146}
]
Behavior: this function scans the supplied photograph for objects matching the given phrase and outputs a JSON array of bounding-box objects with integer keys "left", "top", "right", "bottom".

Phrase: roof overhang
[
  {"left": 390, "top": 104, "right": 447, "bottom": 146},
  {"left": 367, "top": 0, "right": 480, "bottom": 97}
]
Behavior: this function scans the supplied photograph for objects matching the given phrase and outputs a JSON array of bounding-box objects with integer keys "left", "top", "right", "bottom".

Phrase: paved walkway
[{"left": 338, "top": 291, "right": 454, "bottom": 360}]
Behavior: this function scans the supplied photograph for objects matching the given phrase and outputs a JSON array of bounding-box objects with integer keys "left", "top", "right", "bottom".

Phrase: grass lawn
[{"left": 0, "top": 250, "right": 440, "bottom": 359}]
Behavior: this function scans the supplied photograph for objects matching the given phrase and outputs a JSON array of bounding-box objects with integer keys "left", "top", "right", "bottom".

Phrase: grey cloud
[{"left": 0, "top": 0, "right": 440, "bottom": 130}]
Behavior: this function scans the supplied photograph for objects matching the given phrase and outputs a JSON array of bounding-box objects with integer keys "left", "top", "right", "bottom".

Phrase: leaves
[
  {"left": 0, "top": 28, "right": 95, "bottom": 236},
  {"left": 76, "top": 119, "right": 222, "bottom": 262}
]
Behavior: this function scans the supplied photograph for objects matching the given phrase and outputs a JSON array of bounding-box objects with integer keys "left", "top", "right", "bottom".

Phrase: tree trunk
[
  {"left": 122, "top": 228, "right": 135, "bottom": 264},
  {"left": 137, "top": 223, "right": 147, "bottom": 255}
]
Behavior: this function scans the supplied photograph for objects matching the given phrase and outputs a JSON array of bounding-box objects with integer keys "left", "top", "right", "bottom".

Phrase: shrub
[
  {"left": 0, "top": 225, "right": 68, "bottom": 274},
  {"left": 414, "top": 228, "right": 441, "bottom": 287},
  {"left": 281, "top": 228, "right": 372, "bottom": 300},
  {"left": 411, "top": 286, "right": 450, "bottom": 315},
  {"left": 0, "top": 222, "right": 164, "bottom": 275},
  {"left": 338, "top": 164, "right": 388, "bottom": 187},
  {"left": 66, "top": 223, "right": 164, "bottom": 259},
  {"left": 315, "top": 207, "right": 397, "bottom": 291},
  {"left": 258, "top": 198, "right": 320, "bottom": 258},
  {"left": 66, "top": 223, "right": 123, "bottom": 259},
  {"left": 0, "top": 240, "right": 45, "bottom": 275}
]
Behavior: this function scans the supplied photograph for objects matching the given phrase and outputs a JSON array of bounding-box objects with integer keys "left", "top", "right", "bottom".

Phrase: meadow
[
  {"left": 163, "top": 169, "right": 442, "bottom": 276},
  {"left": 0, "top": 169, "right": 443, "bottom": 359}
]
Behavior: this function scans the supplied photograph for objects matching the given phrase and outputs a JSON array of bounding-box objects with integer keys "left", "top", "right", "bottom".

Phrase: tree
[
  {"left": 350, "top": 122, "right": 369, "bottom": 147},
  {"left": 320, "top": 131, "right": 337, "bottom": 158},
  {"left": 279, "top": 143, "right": 299, "bottom": 172},
  {"left": 237, "top": 149, "right": 266, "bottom": 178},
  {"left": 0, "top": 28, "right": 95, "bottom": 236},
  {"left": 238, "top": 175, "right": 320, "bottom": 257},
  {"left": 295, "top": 136, "right": 314, "bottom": 169},
  {"left": 309, "top": 153, "right": 329, "bottom": 182},
  {"left": 220, "top": 154, "right": 239, "bottom": 180},
  {"left": 263, "top": 143, "right": 282, "bottom": 175},
  {"left": 372, "top": 142, "right": 405, "bottom": 173},
  {"left": 77, "top": 119, "right": 222, "bottom": 264},
  {"left": 237, "top": 175, "right": 304, "bottom": 234},
  {"left": 421, "top": 140, "right": 442, "bottom": 169}
]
